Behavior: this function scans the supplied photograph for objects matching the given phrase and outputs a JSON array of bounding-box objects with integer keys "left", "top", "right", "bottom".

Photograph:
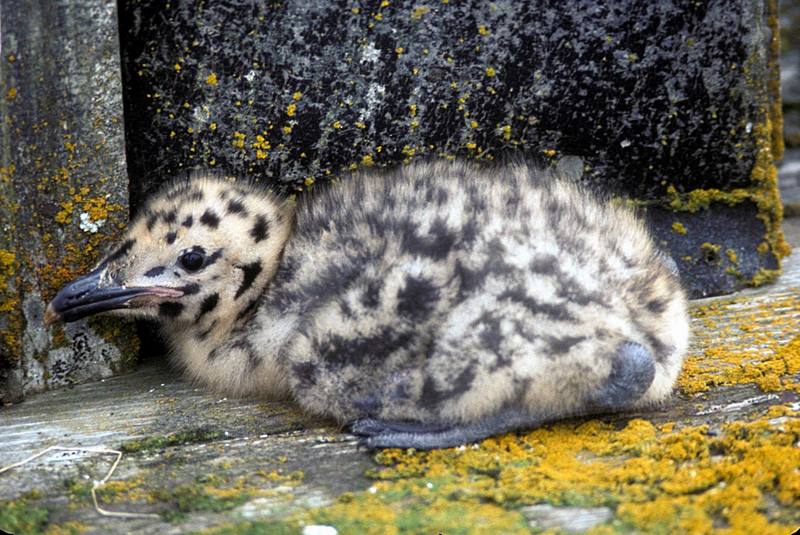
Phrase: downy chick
[{"left": 46, "top": 161, "right": 690, "bottom": 449}]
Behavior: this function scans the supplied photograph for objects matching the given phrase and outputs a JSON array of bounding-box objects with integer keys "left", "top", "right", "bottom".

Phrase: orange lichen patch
[
  {"left": 679, "top": 292, "right": 800, "bottom": 394},
  {"left": 334, "top": 408, "right": 799, "bottom": 534}
]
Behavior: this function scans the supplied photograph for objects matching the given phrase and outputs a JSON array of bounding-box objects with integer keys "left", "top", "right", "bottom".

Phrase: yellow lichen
[
  {"left": 286, "top": 103, "right": 297, "bottom": 117},
  {"left": 232, "top": 132, "right": 246, "bottom": 149},
  {"left": 679, "top": 294, "right": 800, "bottom": 395},
  {"left": 671, "top": 221, "right": 687, "bottom": 235},
  {"left": 205, "top": 72, "right": 218, "bottom": 86},
  {"left": 485, "top": 66, "right": 496, "bottom": 77},
  {"left": 6, "top": 87, "right": 17, "bottom": 101},
  {"left": 410, "top": 5, "right": 430, "bottom": 20}
]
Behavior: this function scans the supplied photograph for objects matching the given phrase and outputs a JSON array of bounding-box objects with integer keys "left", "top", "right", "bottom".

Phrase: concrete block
[{"left": 0, "top": 0, "right": 138, "bottom": 402}]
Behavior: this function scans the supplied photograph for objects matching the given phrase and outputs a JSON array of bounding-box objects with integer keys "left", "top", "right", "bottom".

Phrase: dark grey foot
[
  {"left": 351, "top": 408, "right": 545, "bottom": 450},
  {"left": 588, "top": 341, "right": 655, "bottom": 410},
  {"left": 351, "top": 418, "right": 450, "bottom": 436}
]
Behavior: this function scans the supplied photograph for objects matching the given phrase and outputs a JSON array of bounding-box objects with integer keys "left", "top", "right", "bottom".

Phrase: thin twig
[{"left": 0, "top": 445, "right": 160, "bottom": 520}]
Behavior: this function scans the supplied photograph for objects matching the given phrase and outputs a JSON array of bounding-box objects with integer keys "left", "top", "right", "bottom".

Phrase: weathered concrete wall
[
  {"left": 0, "top": 0, "right": 138, "bottom": 402},
  {"left": 779, "top": 0, "right": 800, "bottom": 214},
  {"left": 119, "top": 0, "right": 788, "bottom": 298}
]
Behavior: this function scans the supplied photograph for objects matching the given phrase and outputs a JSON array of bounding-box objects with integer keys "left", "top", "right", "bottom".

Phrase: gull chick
[{"left": 46, "top": 161, "right": 689, "bottom": 449}]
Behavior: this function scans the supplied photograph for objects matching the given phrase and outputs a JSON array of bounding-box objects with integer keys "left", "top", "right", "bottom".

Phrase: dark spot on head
[
  {"left": 173, "top": 271, "right": 181, "bottom": 278},
  {"left": 159, "top": 302, "right": 184, "bottom": 318},
  {"left": 397, "top": 276, "right": 439, "bottom": 321},
  {"left": 144, "top": 265, "right": 165, "bottom": 278},
  {"left": 235, "top": 260, "right": 263, "bottom": 299},
  {"left": 165, "top": 231, "right": 177, "bottom": 244},
  {"left": 164, "top": 210, "right": 177, "bottom": 224},
  {"left": 647, "top": 298, "right": 667, "bottom": 314},
  {"left": 201, "top": 248, "right": 224, "bottom": 267},
  {"left": 146, "top": 214, "right": 157, "bottom": 232},
  {"left": 227, "top": 199, "right": 247, "bottom": 215},
  {"left": 107, "top": 239, "right": 135, "bottom": 263},
  {"left": 196, "top": 293, "right": 219, "bottom": 321},
  {"left": 250, "top": 215, "right": 269, "bottom": 243},
  {"left": 219, "top": 189, "right": 230, "bottom": 200},
  {"left": 181, "top": 215, "right": 193, "bottom": 228},
  {"left": 178, "top": 283, "right": 200, "bottom": 295},
  {"left": 200, "top": 209, "right": 220, "bottom": 228}
]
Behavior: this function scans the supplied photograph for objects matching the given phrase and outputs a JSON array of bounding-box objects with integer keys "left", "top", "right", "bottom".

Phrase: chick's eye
[{"left": 179, "top": 251, "right": 205, "bottom": 272}]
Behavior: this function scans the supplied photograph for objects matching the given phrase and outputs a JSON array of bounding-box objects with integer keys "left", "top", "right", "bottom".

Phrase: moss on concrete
[
  {"left": 0, "top": 492, "right": 88, "bottom": 535},
  {"left": 119, "top": 428, "right": 223, "bottom": 453}
]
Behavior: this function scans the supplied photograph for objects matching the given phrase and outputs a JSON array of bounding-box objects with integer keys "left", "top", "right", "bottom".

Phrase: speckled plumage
[{"left": 47, "top": 161, "right": 690, "bottom": 449}]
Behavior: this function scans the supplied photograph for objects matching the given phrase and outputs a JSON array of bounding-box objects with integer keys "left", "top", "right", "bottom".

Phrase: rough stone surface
[
  {"left": 119, "top": 0, "right": 787, "bottom": 298},
  {"left": 0, "top": 0, "right": 138, "bottom": 402}
]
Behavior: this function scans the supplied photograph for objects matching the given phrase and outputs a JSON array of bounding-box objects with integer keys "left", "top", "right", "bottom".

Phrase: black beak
[{"left": 44, "top": 265, "right": 184, "bottom": 324}]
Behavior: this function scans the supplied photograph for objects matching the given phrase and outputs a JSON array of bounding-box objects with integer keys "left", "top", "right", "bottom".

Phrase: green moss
[
  {"left": 156, "top": 484, "right": 252, "bottom": 522},
  {"left": 199, "top": 521, "right": 299, "bottom": 535},
  {"left": 0, "top": 498, "right": 49, "bottom": 534},
  {"left": 119, "top": 428, "right": 222, "bottom": 453}
]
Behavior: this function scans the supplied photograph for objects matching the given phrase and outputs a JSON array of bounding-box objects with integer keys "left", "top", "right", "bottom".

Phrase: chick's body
[{"left": 48, "top": 161, "right": 689, "bottom": 449}]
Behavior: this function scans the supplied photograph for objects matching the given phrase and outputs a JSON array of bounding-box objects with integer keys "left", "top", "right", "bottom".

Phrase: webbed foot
[{"left": 351, "top": 409, "right": 544, "bottom": 450}]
